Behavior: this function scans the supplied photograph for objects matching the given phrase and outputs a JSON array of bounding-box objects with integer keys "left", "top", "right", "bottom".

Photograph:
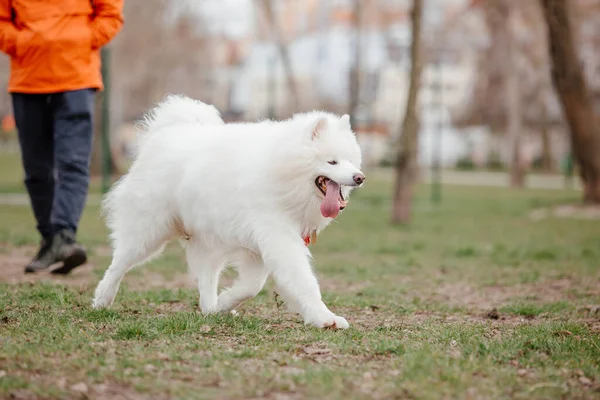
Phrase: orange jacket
[{"left": 0, "top": 0, "right": 124, "bottom": 93}]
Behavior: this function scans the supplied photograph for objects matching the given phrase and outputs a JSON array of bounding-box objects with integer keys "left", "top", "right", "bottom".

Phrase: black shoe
[
  {"left": 24, "top": 237, "right": 59, "bottom": 273},
  {"left": 49, "top": 229, "right": 88, "bottom": 275}
]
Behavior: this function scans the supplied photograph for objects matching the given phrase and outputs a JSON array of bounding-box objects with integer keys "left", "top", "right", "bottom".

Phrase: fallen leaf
[
  {"left": 144, "top": 364, "right": 157, "bottom": 372},
  {"left": 303, "top": 346, "right": 332, "bottom": 355},
  {"left": 486, "top": 308, "right": 500, "bottom": 320},
  {"left": 200, "top": 325, "right": 212, "bottom": 333},
  {"left": 579, "top": 305, "right": 600, "bottom": 317},
  {"left": 369, "top": 305, "right": 380, "bottom": 311},
  {"left": 92, "top": 384, "right": 108, "bottom": 393},
  {"left": 517, "top": 369, "right": 528, "bottom": 377},
  {"left": 554, "top": 330, "right": 572, "bottom": 337},
  {"left": 8, "top": 390, "right": 29, "bottom": 400},
  {"left": 579, "top": 376, "right": 593, "bottom": 386},
  {"left": 70, "top": 382, "right": 88, "bottom": 393}
]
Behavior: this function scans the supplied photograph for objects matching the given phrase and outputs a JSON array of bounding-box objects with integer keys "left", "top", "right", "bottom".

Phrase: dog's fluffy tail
[{"left": 135, "top": 94, "right": 224, "bottom": 148}]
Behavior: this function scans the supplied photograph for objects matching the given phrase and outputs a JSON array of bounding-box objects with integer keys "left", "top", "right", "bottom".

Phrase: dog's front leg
[{"left": 260, "top": 236, "right": 349, "bottom": 329}]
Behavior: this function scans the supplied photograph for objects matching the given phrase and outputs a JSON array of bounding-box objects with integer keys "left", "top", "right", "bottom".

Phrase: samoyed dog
[{"left": 92, "top": 95, "right": 365, "bottom": 329}]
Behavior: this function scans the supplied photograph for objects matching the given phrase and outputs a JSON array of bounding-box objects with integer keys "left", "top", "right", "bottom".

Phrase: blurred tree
[
  {"left": 455, "top": 0, "right": 561, "bottom": 175},
  {"left": 391, "top": 0, "right": 423, "bottom": 224},
  {"left": 478, "top": 0, "right": 527, "bottom": 186},
  {"left": 537, "top": 94, "right": 554, "bottom": 172},
  {"left": 504, "top": 2, "right": 525, "bottom": 187},
  {"left": 91, "top": 89, "right": 118, "bottom": 176},
  {"left": 522, "top": 2, "right": 558, "bottom": 174},
  {"left": 348, "top": 0, "right": 361, "bottom": 127},
  {"left": 541, "top": 0, "right": 600, "bottom": 203},
  {"left": 90, "top": 0, "right": 170, "bottom": 176},
  {"left": 261, "top": 0, "right": 300, "bottom": 112}
]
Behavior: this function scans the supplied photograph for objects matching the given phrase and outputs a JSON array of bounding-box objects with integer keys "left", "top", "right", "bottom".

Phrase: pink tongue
[{"left": 320, "top": 180, "right": 341, "bottom": 218}]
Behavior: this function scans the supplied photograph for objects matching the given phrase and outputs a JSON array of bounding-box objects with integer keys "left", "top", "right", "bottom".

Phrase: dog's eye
[{"left": 328, "top": 160, "right": 338, "bottom": 165}]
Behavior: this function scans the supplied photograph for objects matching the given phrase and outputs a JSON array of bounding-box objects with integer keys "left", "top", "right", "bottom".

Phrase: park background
[{"left": 0, "top": 1, "right": 599, "bottom": 399}]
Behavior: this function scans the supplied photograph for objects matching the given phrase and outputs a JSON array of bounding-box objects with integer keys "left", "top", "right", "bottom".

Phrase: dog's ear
[
  {"left": 340, "top": 114, "right": 351, "bottom": 129},
  {"left": 312, "top": 117, "right": 327, "bottom": 140}
]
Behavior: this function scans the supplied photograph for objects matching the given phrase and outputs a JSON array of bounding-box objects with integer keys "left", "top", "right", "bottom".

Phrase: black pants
[{"left": 12, "top": 89, "right": 96, "bottom": 239}]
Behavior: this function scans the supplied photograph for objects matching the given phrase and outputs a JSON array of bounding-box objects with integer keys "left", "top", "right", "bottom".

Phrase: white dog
[{"left": 92, "top": 95, "right": 365, "bottom": 329}]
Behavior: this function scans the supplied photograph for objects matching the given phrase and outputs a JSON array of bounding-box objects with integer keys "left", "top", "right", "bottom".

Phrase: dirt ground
[
  {"left": 0, "top": 245, "right": 193, "bottom": 290},
  {"left": 3, "top": 244, "right": 599, "bottom": 328}
]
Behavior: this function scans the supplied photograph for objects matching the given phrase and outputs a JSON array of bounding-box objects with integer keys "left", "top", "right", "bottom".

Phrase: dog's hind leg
[
  {"left": 186, "top": 242, "right": 225, "bottom": 314},
  {"left": 217, "top": 252, "right": 268, "bottom": 313},
  {"left": 92, "top": 215, "right": 173, "bottom": 309}
]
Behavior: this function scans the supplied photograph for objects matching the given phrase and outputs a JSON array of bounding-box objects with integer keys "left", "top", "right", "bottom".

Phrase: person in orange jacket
[{"left": 0, "top": 0, "right": 124, "bottom": 274}]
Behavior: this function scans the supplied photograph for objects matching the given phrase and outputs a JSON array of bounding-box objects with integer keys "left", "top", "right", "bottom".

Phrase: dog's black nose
[{"left": 353, "top": 173, "right": 365, "bottom": 185}]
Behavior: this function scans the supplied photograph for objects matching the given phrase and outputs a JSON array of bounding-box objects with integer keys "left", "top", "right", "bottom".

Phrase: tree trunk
[
  {"left": 90, "top": 92, "right": 104, "bottom": 176},
  {"left": 539, "top": 100, "right": 555, "bottom": 173},
  {"left": 541, "top": 0, "right": 600, "bottom": 203},
  {"left": 262, "top": 0, "right": 300, "bottom": 112},
  {"left": 505, "top": 5, "right": 526, "bottom": 188},
  {"left": 90, "top": 90, "right": 119, "bottom": 178},
  {"left": 391, "top": 0, "right": 424, "bottom": 224},
  {"left": 507, "top": 71, "right": 526, "bottom": 186},
  {"left": 348, "top": 0, "right": 361, "bottom": 127}
]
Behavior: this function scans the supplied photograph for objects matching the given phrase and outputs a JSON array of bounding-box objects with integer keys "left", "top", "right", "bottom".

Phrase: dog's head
[{"left": 304, "top": 113, "right": 365, "bottom": 219}]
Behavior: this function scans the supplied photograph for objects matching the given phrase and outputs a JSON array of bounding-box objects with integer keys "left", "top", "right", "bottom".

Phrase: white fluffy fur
[{"left": 92, "top": 95, "right": 364, "bottom": 329}]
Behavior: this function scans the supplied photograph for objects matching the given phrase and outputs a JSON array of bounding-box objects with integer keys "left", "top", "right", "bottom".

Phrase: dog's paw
[
  {"left": 92, "top": 290, "right": 117, "bottom": 309},
  {"left": 325, "top": 315, "right": 349, "bottom": 330},
  {"left": 305, "top": 312, "right": 350, "bottom": 330},
  {"left": 91, "top": 297, "right": 109, "bottom": 309}
]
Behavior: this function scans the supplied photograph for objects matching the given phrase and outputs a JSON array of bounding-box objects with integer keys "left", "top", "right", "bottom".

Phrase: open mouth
[{"left": 315, "top": 176, "right": 347, "bottom": 218}]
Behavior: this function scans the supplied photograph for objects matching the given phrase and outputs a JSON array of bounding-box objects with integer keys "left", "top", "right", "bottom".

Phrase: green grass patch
[{"left": 0, "top": 167, "right": 599, "bottom": 399}]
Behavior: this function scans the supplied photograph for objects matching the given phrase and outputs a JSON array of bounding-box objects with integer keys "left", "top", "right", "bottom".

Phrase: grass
[
  {"left": 0, "top": 149, "right": 104, "bottom": 195},
  {"left": 1, "top": 166, "right": 600, "bottom": 399},
  {"left": 0, "top": 149, "right": 23, "bottom": 193}
]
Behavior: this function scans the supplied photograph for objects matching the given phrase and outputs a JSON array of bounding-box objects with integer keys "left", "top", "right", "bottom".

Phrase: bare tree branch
[{"left": 391, "top": 0, "right": 424, "bottom": 224}]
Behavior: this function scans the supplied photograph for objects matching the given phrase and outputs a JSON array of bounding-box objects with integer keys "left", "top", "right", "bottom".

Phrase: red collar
[{"left": 303, "top": 231, "right": 317, "bottom": 246}]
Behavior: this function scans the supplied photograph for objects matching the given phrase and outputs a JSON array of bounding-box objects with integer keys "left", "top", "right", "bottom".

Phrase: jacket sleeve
[
  {"left": 90, "top": 0, "right": 124, "bottom": 49},
  {"left": 0, "top": 0, "right": 18, "bottom": 56}
]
